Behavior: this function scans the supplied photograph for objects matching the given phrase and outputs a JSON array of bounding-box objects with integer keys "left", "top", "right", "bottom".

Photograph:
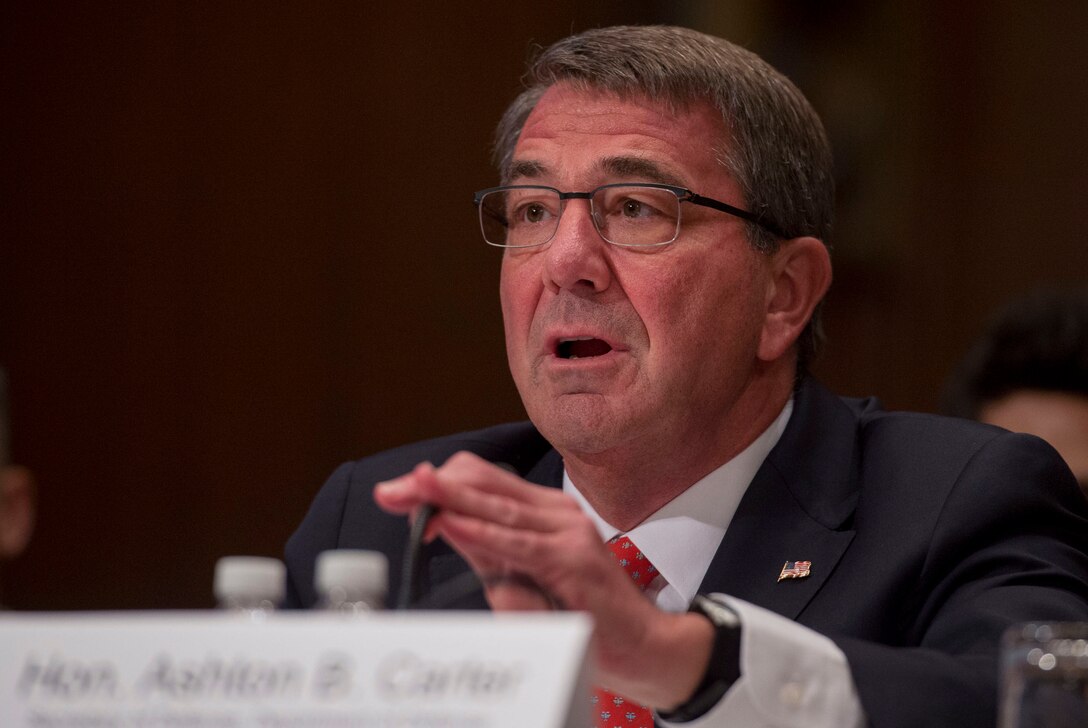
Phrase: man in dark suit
[{"left": 286, "top": 26, "right": 1088, "bottom": 727}]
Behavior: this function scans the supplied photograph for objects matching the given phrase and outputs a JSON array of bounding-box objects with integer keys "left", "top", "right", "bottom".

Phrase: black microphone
[{"left": 396, "top": 502, "right": 438, "bottom": 610}]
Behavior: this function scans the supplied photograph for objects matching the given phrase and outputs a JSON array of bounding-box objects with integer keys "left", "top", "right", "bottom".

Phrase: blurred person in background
[
  {"left": 0, "top": 466, "right": 35, "bottom": 601},
  {"left": 944, "top": 288, "right": 1088, "bottom": 495},
  {"left": 0, "top": 367, "right": 35, "bottom": 608}
]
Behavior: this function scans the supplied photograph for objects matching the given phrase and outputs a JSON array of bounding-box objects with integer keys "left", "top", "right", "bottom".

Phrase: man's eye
[
  {"left": 615, "top": 196, "right": 665, "bottom": 220},
  {"left": 512, "top": 202, "right": 553, "bottom": 225},
  {"left": 622, "top": 198, "right": 650, "bottom": 218},
  {"left": 525, "top": 203, "right": 548, "bottom": 223}
]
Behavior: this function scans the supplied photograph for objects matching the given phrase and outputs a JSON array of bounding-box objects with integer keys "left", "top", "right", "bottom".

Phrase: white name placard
[{"left": 0, "top": 611, "right": 593, "bottom": 728}]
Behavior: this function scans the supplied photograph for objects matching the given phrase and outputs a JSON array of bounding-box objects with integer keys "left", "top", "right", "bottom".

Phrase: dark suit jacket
[{"left": 285, "top": 378, "right": 1088, "bottom": 727}]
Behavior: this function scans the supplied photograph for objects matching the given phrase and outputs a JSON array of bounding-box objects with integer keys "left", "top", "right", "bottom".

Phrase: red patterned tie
[{"left": 593, "top": 535, "right": 658, "bottom": 728}]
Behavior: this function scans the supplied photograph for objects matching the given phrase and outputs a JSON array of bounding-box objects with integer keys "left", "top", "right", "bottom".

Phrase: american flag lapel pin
[{"left": 778, "top": 560, "right": 812, "bottom": 582}]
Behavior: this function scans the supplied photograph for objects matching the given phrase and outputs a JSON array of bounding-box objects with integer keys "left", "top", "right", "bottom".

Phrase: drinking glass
[{"left": 999, "top": 622, "right": 1088, "bottom": 728}]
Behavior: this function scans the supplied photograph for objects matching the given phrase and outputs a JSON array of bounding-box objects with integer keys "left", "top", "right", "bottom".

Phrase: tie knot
[{"left": 607, "top": 535, "right": 658, "bottom": 591}]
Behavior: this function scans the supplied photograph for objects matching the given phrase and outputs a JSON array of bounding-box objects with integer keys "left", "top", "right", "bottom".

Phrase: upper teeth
[{"left": 559, "top": 336, "right": 598, "bottom": 360}]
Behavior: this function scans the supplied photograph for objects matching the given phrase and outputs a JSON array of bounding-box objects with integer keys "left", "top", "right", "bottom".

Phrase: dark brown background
[{"left": 2, "top": 1, "right": 1086, "bottom": 609}]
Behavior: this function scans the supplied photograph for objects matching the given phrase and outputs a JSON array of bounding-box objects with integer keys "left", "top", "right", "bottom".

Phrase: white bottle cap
[
  {"left": 315, "top": 549, "right": 388, "bottom": 601},
  {"left": 214, "top": 556, "right": 286, "bottom": 605}
]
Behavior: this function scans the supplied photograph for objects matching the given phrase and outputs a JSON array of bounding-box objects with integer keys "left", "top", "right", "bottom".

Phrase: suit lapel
[
  {"left": 700, "top": 465, "right": 856, "bottom": 620},
  {"left": 523, "top": 447, "right": 564, "bottom": 488},
  {"left": 699, "top": 380, "right": 866, "bottom": 621}
]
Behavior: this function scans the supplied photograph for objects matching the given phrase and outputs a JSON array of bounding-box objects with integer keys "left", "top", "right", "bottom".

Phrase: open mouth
[{"left": 556, "top": 337, "right": 613, "bottom": 360}]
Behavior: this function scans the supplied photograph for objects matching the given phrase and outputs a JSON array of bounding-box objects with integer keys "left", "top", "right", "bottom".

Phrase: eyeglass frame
[{"left": 472, "top": 182, "right": 784, "bottom": 248}]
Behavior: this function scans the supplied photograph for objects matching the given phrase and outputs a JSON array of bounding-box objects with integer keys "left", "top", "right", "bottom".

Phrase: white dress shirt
[{"left": 563, "top": 400, "right": 865, "bottom": 728}]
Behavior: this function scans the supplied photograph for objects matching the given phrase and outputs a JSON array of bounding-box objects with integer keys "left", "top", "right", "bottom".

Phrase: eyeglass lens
[{"left": 479, "top": 186, "right": 682, "bottom": 248}]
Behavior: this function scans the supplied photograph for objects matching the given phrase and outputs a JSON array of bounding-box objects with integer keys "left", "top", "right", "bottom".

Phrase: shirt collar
[{"left": 563, "top": 398, "right": 793, "bottom": 610}]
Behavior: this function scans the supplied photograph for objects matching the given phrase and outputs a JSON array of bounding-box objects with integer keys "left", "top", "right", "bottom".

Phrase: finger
[
  {"left": 481, "top": 575, "right": 558, "bottom": 611},
  {"left": 437, "top": 452, "right": 574, "bottom": 508},
  {"left": 375, "top": 456, "right": 581, "bottom": 548},
  {"left": 437, "top": 481, "right": 578, "bottom": 534},
  {"left": 425, "top": 457, "right": 581, "bottom": 533},
  {"left": 373, "top": 461, "right": 436, "bottom": 513},
  {"left": 386, "top": 465, "right": 448, "bottom": 542},
  {"left": 427, "top": 511, "right": 559, "bottom": 611},
  {"left": 376, "top": 453, "right": 571, "bottom": 521},
  {"left": 423, "top": 510, "right": 511, "bottom": 581},
  {"left": 372, "top": 459, "right": 565, "bottom": 547},
  {"left": 434, "top": 510, "right": 612, "bottom": 595}
]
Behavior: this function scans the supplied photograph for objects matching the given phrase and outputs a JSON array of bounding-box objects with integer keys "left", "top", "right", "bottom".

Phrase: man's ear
[
  {"left": 758, "top": 236, "right": 832, "bottom": 362},
  {"left": 0, "top": 466, "right": 36, "bottom": 559}
]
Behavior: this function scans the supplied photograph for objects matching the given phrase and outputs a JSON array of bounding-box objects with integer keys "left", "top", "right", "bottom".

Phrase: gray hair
[{"left": 493, "top": 26, "right": 835, "bottom": 368}]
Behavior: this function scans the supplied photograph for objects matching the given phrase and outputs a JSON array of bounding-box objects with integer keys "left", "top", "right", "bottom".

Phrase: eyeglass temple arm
[{"left": 685, "top": 193, "right": 785, "bottom": 239}]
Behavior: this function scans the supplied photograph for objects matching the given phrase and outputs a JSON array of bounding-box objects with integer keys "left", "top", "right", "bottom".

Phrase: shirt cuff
[{"left": 657, "top": 594, "right": 865, "bottom": 728}]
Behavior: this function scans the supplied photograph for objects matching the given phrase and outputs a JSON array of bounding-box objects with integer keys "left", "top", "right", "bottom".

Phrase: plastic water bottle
[
  {"left": 315, "top": 549, "right": 388, "bottom": 614},
  {"left": 213, "top": 556, "right": 286, "bottom": 620}
]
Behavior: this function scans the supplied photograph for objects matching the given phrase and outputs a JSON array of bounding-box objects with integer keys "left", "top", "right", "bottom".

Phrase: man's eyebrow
[
  {"left": 599, "top": 156, "right": 685, "bottom": 187},
  {"left": 506, "top": 159, "right": 547, "bottom": 183}
]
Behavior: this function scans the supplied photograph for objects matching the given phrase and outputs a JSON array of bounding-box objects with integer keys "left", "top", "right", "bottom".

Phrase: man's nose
[{"left": 542, "top": 199, "right": 612, "bottom": 294}]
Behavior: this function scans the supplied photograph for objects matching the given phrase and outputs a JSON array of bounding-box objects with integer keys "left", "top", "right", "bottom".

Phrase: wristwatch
[{"left": 658, "top": 594, "right": 743, "bottom": 723}]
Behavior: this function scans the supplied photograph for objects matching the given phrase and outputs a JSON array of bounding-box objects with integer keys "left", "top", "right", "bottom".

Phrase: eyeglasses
[{"left": 473, "top": 182, "right": 782, "bottom": 248}]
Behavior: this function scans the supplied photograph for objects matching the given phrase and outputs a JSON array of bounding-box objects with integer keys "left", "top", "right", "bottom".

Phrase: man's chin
[{"left": 528, "top": 395, "right": 635, "bottom": 457}]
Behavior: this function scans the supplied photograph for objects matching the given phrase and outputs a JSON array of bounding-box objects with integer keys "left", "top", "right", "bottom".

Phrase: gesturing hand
[{"left": 373, "top": 452, "right": 713, "bottom": 709}]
